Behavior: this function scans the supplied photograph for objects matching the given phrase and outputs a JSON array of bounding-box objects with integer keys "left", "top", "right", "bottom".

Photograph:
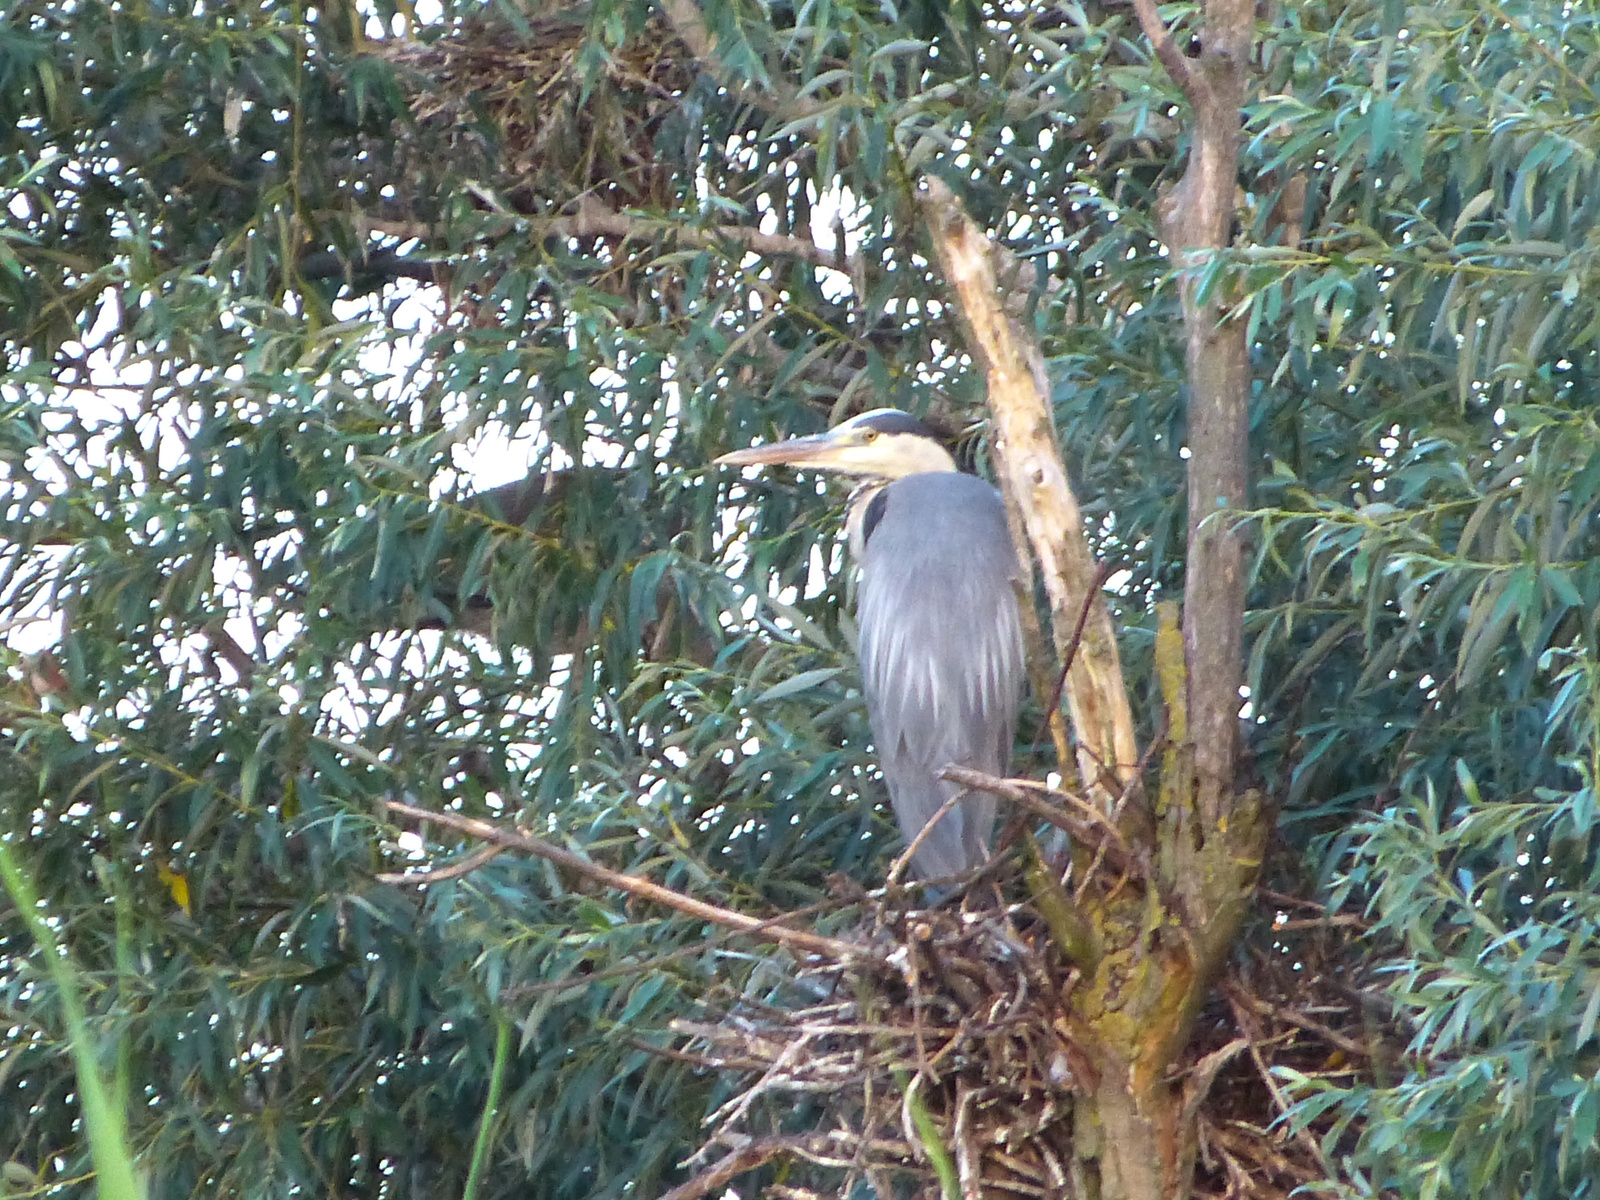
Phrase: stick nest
[
  {"left": 375, "top": 13, "right": 699, "bottom": 212},
  {"left": 669, "top": 891, "right": 1371, "bottom": 1200}
]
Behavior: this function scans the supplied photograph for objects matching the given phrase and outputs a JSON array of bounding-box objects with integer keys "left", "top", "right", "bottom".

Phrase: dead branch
[
  {"left": 654, "top": 1137, "right": 801, "bottom": 1200},
  {"left": 342, "top": 198, "right": 858, "bottom": 273},
  {"left": 938, "top": 767, "right": 1132, "bottom": 865},
  {"left": 554, "top": 195, "right": 856, "bottom": 271},
  {"left": 382, "top": 800, "right": 878, "bottom": 963},
  {"left": 918, "top": 177, "right": 1139, "bottom": 808},
  {"left": 1225, "top": 992, "right": 1336, "bottom": 1181},
  {"left": 1042, "top": 560, "right": 1114, "bottom": 730}
]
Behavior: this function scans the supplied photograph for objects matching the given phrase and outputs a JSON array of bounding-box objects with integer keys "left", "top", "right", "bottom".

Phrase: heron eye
[{"left": 862, "top": 429, "right": 879, "bottom": 442}]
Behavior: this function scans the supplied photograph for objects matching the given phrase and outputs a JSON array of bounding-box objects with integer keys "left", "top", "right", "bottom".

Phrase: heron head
[{"left": 714, "top": 409, "right": 956, "bottom": 479}]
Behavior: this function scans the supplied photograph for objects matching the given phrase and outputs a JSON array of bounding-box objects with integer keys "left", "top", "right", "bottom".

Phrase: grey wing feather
[{"left": 854, "top": 472, "right": 1025, "bottom": 880}]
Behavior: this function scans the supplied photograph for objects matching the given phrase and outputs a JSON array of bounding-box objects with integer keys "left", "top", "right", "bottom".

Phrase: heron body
[{"left": 716, "top": 410, "right": 1025, "bottom": 883}]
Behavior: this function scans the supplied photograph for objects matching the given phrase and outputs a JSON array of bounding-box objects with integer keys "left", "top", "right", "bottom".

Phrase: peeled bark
[{"left": 920, "top": 177, "right": 1138, "bottom": 806}]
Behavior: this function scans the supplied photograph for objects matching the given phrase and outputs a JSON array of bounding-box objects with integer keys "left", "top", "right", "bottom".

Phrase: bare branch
[
  {"left": 342, "top": 199, "right": 859, "bottom": 273},
  {"left": 885, "top": 791, "right": 966, "bottom": 887},
  {"left": 654, "top": 1137, "right": 797, "bottom": 1200},
  {"left": 554, "top": 195, "right": 852, "bottom": 271},
  {"left": 1130, "top": 0, "right": 1200, "bottom": 103},
  {"left": 382, "top": 800, "right": 879, "bottom": 963},
  {"left": 374, "top": 843, "right": 504, "bottom": 886},
  {"left": 1225, "top": 992, "right": 1337, "bottom": 1181},
  {"left": 1042, "top": 560, "right": 1114, "bottom": 735},
  {"left": 919, "top": 178, "right": 1139, "bottom": 806},
  {"left": 1178, "top": 1036, "right": 1248, "bottom": 1128},
  {"left": 938, "top": 767, "right": 1135, "bottom": 871}
]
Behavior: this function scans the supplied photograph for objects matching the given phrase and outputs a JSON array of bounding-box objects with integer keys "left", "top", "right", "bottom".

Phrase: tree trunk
[{"left": 925, "top": 3, "right": 1264, "bottom": 1198}]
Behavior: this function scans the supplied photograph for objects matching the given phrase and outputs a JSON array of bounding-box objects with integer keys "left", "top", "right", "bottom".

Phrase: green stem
[
  {"left": 0, "top": 839, "right": 143, "bottom": 1200},
  {"left": 105, "top": 854, "right": 136, "bottom": 1123},
  {"left": 462, "top": 1011, "right": 512, "bottom": 1200},
  {"left": 893, "top": 1068, "right": 959, "bottom": 1200},
  {"left": 860, "top": 974, "right": 958, "bottom": 1197},
  {"left": 1024, "top": 836, "right": 1100, "bottom": 970}
]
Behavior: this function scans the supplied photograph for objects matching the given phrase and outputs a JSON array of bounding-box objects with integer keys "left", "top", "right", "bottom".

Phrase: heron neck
[{"left": 844, "top": 482, "right": 884, "bottom": 563}]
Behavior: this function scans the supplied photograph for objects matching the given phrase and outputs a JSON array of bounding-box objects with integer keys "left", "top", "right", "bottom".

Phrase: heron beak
[{"left": 714, "top": 430, "right": 852, "bottom": 470}]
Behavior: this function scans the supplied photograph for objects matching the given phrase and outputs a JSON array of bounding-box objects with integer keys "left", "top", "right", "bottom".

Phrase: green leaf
[{"left": 753, "top": 666, "right": 844, "bottom": 704}]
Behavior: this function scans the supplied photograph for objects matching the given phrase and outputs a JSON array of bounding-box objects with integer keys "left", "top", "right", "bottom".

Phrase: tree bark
[
  {"left": 1140, "top": 0, "right": 1256, "bottom": 825},
  {"left": 922, "top": 4, "right": 1264, "bottom": 1196}
]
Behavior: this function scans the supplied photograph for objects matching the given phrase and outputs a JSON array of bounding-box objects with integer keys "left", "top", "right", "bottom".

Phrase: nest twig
[
  {"left": 673, "top": 896, "right": 1081, "bottom": 1198},
  {"left": 666, "top": 882, "right": 1383, "bottom": 1199}
]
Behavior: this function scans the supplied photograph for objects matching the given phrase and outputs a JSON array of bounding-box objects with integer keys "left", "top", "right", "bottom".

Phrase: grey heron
[{"left": 716, "top": 409, "right": 1025, "bottom": 884}]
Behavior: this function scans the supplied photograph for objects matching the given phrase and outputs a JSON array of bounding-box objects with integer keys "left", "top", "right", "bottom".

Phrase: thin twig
[
  {"left": 1226, "top": 984, "right": 1369, "bottom": 1057},
  {"left": 1225, "top": 993, "right": 1337, "bottom": 1180},
  {"left": 375, "top": 843, "right": 504, "bottom": 886},
  {"left": 654, "top": 1138, "right": 798, "bottom": 1200},
  {"left": 886, "top": 790, "right": 968, "bottom": 887},
  {"left": 938, "top": 768, "right": 1130, "bottom": 858},
  {"left": 1270, "top": 915, "right": 1370, "bottom": 933},
  {"left": 707, "top": 1033, "right": 818, "bottom": 1133},
  {"left": 383, "top": 800, "right": 878, "bottom": 963},
  {"left": 1258, "top": 888, "right": 1329, "bottom": 911},
  {"left": 502, "top": 894, "right": 869, "bottom": 997},
  {"left": 1179, "top": 1036, "right": 1249, "bottom": 1128},
  {"left": 1130, "top": 0, "right": 1200, "bottom": 103},
  {"left": 1042, "top": 560, "right": 1114, "bottom": 732},
  {"left": 347, "top": 201, "right": 855, "bottom": 271}
]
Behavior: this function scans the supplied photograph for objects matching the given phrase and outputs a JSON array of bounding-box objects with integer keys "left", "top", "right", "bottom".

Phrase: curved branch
[
  {"left": 553, "top": 196, "right": 855, "bottom": 272},
  {"left": 339, "top": 201, "right": 860, "bottom": 274}
]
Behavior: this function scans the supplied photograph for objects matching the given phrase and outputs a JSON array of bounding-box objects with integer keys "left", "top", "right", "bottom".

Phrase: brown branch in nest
[
  {"left": 1179, "top": 1036, "right": 1249, "bottom": 1129},
  {"left": 383, "top": 800, "right": 878, "bottom": 963},
  {"left": 1224, "top": 991, "right": 1337, "bottom": 1182},
  {"left": 673, "top": 899, "right": 1086, "bottom": 1197},
  {"left": 655, "top": 1137, "right": 807, "bottom": 1200},
  {"left": 938, "top": 767, "right": 1135, "bottom": 870},
  {"left": 886, "top": 791, "right": 966, "bottom": 887},
  {"left": 1225, "top": 983, "right": 1368, "bottom": 1059}
]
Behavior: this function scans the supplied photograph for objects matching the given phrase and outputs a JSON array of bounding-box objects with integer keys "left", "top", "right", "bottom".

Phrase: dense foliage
[{"left": 2, "top": 0, "right": 1600, "bottom": 1196}]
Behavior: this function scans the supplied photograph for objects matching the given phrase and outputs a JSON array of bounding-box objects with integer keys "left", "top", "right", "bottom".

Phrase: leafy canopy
[{"left": 3, "top": 0, "right": 1600, "bottom": 1196}]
